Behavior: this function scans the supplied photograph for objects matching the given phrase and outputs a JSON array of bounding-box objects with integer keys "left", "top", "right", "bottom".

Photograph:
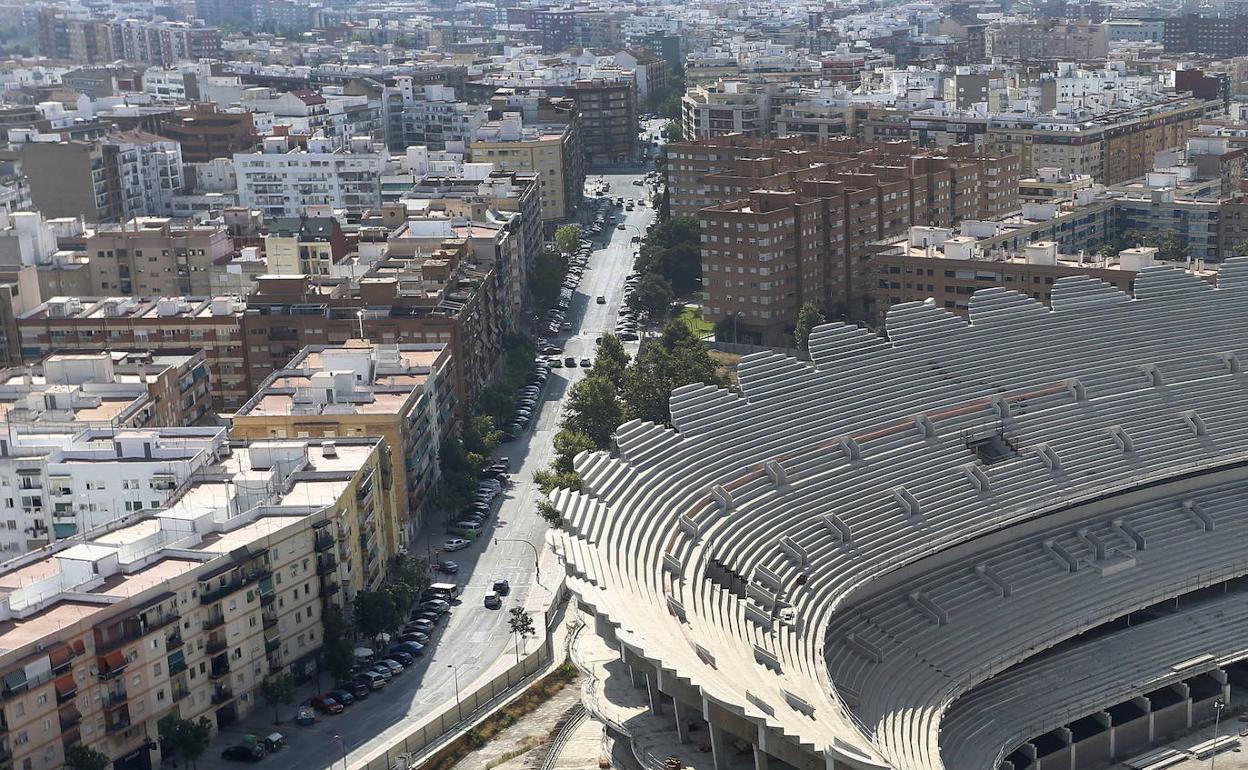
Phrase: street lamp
[
  {"left": 493, "top": 537, "right": 542, "bottom": 587},
  {"left": 1211, "top": 698, "right": 1226, "bottom": 770},
  {"left": 447, "top": 663, "right": 461, "bottom": 720},
  {"left": 333, "top": 734, "right": 347, "bottom": 770},
  {"left": 355, "top": 309, "right": 366, "bottom": 341}
]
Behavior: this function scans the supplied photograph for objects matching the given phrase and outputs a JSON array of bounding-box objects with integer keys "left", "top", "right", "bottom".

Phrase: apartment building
[
  {"left": 110, "top": 19, "right": 222, "bottom": 65},
  {"left": 685, "top": 136, "right": 1021, "bottom": 342},
  {"left": 76, "top": 219, "right": 233, "bottom": 298},
  {"left": 157, "top": 104, "right": 256, "bottom": 164},
  {"left": 470, "top": 114, "right": 584, "bottom": 224},
  {"left": 0, "top": 435, "right": 392, "bottom": 770},
  {"left": 16, "top": 133, "right": 184, "bottom": 223},
  {"left": 234, "top": 136, "right": 385, "bottom": 219},
  {"left": 262, "top": 217, "right": 349, "bottom": 277},
  {"left": 232, "top": 341, "right": 453, "bottom": 540},
  {"left": 0, "top": 426, "right": 224, "bottom": 553},
  {"left": 1164, "top": 14, "right": 1248, "bottom": 57},
  {"left": 872, "top": 230, "right": 1212, "bottom": 318},
  {"left": 17, "top": 297, "right": 249, "bottom": 410},
  {"left": 984, "top": 19, "right": 1108, "bottom": 60}
]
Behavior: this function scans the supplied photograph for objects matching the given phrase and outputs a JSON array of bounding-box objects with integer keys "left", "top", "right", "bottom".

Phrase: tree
[
  {"left": 552, "top": 430, "right": 597, "bottom": 474},
  {"left": 628, "top": 273, "right": 675, "bottom": 325},
  {"left": 65, "top": 745, "right": 110, "bottom": 770},
  {"left": 476, "top": 384, "right": 515, "bottom": 423},
  {"left": 622, "top": 321, "right": 724, "bottom": 426},
  {"left": 508, "top": 607, "right": 536, "bottom": 661},
  {"left": 1096, "top": 243, "right": 1118, "bottom": 262},
  {"left": 1234, "top": 241, "right": 1248, "bottom": 258},
  {"left": 662, "top": 120, "right": 683, "bottom": 143},
  {"left": 1154, "top": 229, "right": 1190, "bottom": 262},
  {"left": 561, "top": 376, "right": 625, "bottom": 448},
  {"left": 534, "top": 469, "right": 583, "bottom": 494},
  {"left": 590, "top": 334, "right": 630, "bottom": 382},
  {"left": 793, "top": 303, "right": 825, "bottom": 353},
  {"left": 353, "top": 590, "right": 400, "bottom": 638},
  {"left": 537, "top": 500, "right": 563, "bottom": 528},
  {"left": 159, "top": 717, "right": 213, "bottom": 770},
  {"left": 635, "top": 216, "right": 702, "bottom": 296},
  {"left": 554, "top": 224, "right": 581, "bottom": 255},
  {"left": 259, "top": 672, "right": 296, "bottom": 724},
  {"left": 462, "top": 414, "right": 501, "bottom": 457},
  {"left": 714, "top": 314, "right": 741, "bottom": 343},
  {"left": 529, "top": 249, "right": 569, "bottom": 309},
  {"left": 320, "top": 606, "right": 356, "bottom": 684}
]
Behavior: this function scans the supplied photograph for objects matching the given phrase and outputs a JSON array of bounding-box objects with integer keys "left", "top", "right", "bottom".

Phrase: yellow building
[
  {"left": 231, "top": 341, "right": 453, "bottom": 548},
  {"left": 0, "top": 436, "right": 393, "bottom": 770},
  {"left": 470, "top": 117, "right": 582, "bottom": 223}
]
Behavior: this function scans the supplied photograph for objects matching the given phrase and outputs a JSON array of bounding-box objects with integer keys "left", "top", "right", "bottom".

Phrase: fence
[
  {"left": 351, "top": 577, "right": 569, "bottom": 770},
  {"left": 703, "top": 340, "right": 804, "bottom": 359}
]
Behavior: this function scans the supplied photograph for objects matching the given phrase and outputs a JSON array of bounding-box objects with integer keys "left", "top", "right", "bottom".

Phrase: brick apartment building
[
  {"left": 671, "top": 135, "right": 1020, "bottom": 343},
  {"left": 157, "top": 103, "right": 257, "bottom": 164}
]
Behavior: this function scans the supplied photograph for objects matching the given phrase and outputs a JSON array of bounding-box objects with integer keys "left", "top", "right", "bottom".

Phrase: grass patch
[
  {"left": 421, "top": 663, "right": 579, "bottom": 770},
  {"left": 482, "top": 739, "right": 540, "bottom": 770},
  {"left": 676, "top": 306, "right": 713, "bottom": 338}
]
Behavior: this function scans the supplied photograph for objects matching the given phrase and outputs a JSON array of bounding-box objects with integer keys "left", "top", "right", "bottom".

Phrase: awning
[
  {"left": 2, "top": 669, "right": 25, "bottom": 691},
  {"left": 98, "top": 650, "right": 125, "bottom": 674},
  {"left": 48, "top": 645, "right": 72, "bottom": 669},
  {"left": 54, "top": 674, "right": 75, "bottom": 698}
]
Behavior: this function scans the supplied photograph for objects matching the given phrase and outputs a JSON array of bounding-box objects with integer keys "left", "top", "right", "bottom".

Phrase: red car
[{"left": 309, "top": 695, "right": 343, "bottom": 715}]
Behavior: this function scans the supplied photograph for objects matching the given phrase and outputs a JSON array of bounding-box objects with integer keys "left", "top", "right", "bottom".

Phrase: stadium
[{"left": 549, "top": 262, "right": 1248, "bottom": 770}]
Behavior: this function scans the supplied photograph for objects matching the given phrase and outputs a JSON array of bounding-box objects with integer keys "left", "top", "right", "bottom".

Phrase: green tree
[
  {"left": 554, "top": 224, "right": 581, "bottom": 255},
  {"left": 1096, "top": 243, "right": 1118, "bottom": 262},
  {"left": 65, "top": 745, "right": 110, "bottom": 770},
  {"left": 508, "top": 607, "right": 537, "bottom": 661},
  {"left": 662, "top": 120, "right": 683, "bottom": 142},
  {"left": 590, "top": 334, "right": 630, "bottom": 382},
  {"left": 320, "top": 606, "right": 356, "bottom": 684},
  {"left": 622, "top": 321, "right": 723, "bottom": 425},
  {"left": 462, "top": 414, "right": 501, "bottom": 457},
  {"left": 476, "top": 384, "right": 515, "bottom": 422},
  {"left": 635, "top": 216, "right": 702, "bottom": 296},
  {"left": 353, "top": 590, "right": 400, "bottom": 638},
  {"left": 628, "top": 273, "right": 675, "bottom": 325},
  {"left": 1154, "top": 229, "right": 1190, "bottom": 262},
  {"left": 259, "top": 672, "right": 296, "bottom": 724},
  {"left": 552, "top": 430, "right": 598, "bottom": 474},
  {"left": 533, "top": 469, "right": 583, "bottom": 494},
  {"left": 536, "top": 500, "right": 563, "bottom": 528},
  {"left": 529, "top": 249, "right": 569, "bottom": 308},
  {"left": 793, "top": 303, "right": 825, "bottom": 353},
  {"left": 1234, "top": 241, "right": 1248, "bottom": 257},
  {"left": 159, "top": 717, "right": 213, "bottom": 770},
  {"left": 562, "top": 376, "right": 625, "bottom": 448}
]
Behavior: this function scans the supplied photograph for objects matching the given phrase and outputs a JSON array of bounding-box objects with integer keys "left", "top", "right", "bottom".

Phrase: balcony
[
  {"left": 316, "top": 554, "right": 337, "bottom": 575},
  {"left": 58, "top": 705, "right": 81, "bottom": 732},
  {"left": 320, "top": 581, "right": 340, "bottom": 599},
  {"left": 314, "top": 531, "right": 334, "bottom": 552},
  {"left": 103, "top": 686, "right": 127, "bottom": 709},
  {"left": 203, "top": 612, "right": 226, "bottom": 631},
  {"left": 105, "top": 713, "right": 131, "bottom": 734},
  {"left": 209, "top": 660, "right": 230, "bottom": 680},
  {"left": 200, "top": 580, "right": 241, "bottom": 605},
  {"left": 206, "top": 636, "right": 227, "bottom": 655},
  {"left": 262, "top": 612, "right": 278, "bottom": 630},
  {"left": 96, "top": 651, "right": 127, "bottom": 681},
  {"left": 265, "top": 638, "right": 280, "bottom": 654},
  {"left": 165, "top": 632, "right": 183, "bottom": 651},
  {"left": 211, "top": 685, "right": 233, "bottom": 705},
  {"left": 171, "top": 683, "right": 190, "bottom": 702}
]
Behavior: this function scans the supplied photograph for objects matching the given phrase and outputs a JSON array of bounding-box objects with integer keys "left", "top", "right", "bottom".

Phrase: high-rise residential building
[
  {"left": 234, "top": 136, "right": 385, "bottom": 218},
  {"left": 0, "top": 435, "right": 393, "bottom": 770},
  {"left": 110, "top": 19, "right": 222, "bottom": 65},
  {"left": 79, "top": 218, "right": 233, "bottom": 297},
  {"left": 16, "top": 133, "right": 184, "bottom": 223},
  {"left": 984, "top": 19, "right": 1107, "bottom": 60},
  {"left": 232, "top": 341, "right": 454, "bottom": 540},
  {"left": 1164, "top": 14, "right": 1248, "bottom": 57},
  {"left": 262, "top": 217, "right": 349, "bottom": 277},
  {"left": 157, "top": 103, "right": 257, "bottom": 164},
  {"left": 470, "top": 113, "right": 584, "bottom": 224}
]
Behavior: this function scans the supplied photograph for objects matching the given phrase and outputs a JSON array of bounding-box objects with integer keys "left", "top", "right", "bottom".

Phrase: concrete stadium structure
[{"left": 548, "top": 260, "right": 1248, "bottom": 770}]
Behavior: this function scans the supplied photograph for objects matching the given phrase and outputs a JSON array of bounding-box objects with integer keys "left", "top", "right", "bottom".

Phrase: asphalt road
[{"left": 200, "top": 168, "right": 654, "bottom": 770}]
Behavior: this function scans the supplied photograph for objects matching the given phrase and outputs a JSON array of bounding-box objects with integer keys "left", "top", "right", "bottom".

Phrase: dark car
[
  {"left": 309, "top": 695, "right": 344, "bottom": 714},
  {"left": 435, "top": 560, "right": 459, "bottom": 574},
  {"left": 339, "top": 681, "right": 369, "bottom": 699},
  {"left": 222, "top": 745, "right": 266, "bottom": 763},
  {"left": 421, "top": 599, "right": 451, "bottom": 614},
  {"left": 327, "top": 688, "right": 355, "bottom": 706},
  {"left": 400, "top": 631, "right": 429, "bottom": 644},
  {"left": 406, "top": 618, "right": 435, "bottom": 634},
  {"left": 388, "top": 650, "right": 414, "bottom": 666},
  {"left": 493, "top": 579, "right": 511, "bottom": 596}
]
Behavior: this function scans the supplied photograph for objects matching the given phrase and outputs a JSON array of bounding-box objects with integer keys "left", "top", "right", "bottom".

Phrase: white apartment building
[
  {"left": 234, "top": 135, "right": 385, "bottom": 218},
  {"left": 110, "top": 131, "right": 185, "bottom": 218}
]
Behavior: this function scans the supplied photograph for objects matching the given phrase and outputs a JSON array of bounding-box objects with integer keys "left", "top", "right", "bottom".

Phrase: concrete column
[
  {"left": 1138, "top": 696, "right": 1154, "bottom": 743},
  {"left": 628, "top": 664, "right": 644, "bottom": 689},
  {"left": 709, "top": 722, "right": 730, "bottom": 770},
  {"left": 1176, "top": 682, "right": 1192, "bottom": 728},
  {"left": 646, "top": 672, "right": 663, "bottom": 715},
  {"left": 753, "top": 744, "right": 770, "bottom": 770},
  {"left": 1053, "top": 726, "right": 1072, "bottom": 770},
  {"left": 1214, "top": 668, "right": 1231, "bottom": 704},
  {"left": 1094, "top": 711, "right": 1113, "bottom": 757},
  {"left": 673, "top": 698, "right": 694, "bottom": 743},
  {"left": 1019, "top": 742, "right": 1038, "bottom": 765}
]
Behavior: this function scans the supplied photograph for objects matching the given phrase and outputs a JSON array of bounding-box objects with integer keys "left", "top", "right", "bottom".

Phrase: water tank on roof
[{"left": 1024, "top": 241, "right": 1058, "bottom": 266}]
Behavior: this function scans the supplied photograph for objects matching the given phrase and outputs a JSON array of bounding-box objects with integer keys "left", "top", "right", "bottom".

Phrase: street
[{"left": 199, "top": 168, "right": 654, "bottom": 770}]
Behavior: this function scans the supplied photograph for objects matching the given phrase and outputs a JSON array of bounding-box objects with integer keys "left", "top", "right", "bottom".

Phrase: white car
[{"left": 444, "top": 538, "right": 471, "bottom": 552}]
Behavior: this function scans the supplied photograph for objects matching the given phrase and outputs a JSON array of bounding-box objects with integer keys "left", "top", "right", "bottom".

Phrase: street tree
[
  {"left": 66, "top": 745, "right": 110, "bottom": 770},
  {"left": 622, "top": 321, "right": 723, "bottom": 426},
  {"left": 353, "top": 590, "right": 400, "bottom": 637},
  {"left": 793, "top": 303, "right": 825, "bottom": 353},
  {"left": 1235, "top": 241, "right": 1248, "bottom": 258},
  {"left": 628, "top": 273, "right": 675, "bottom": 325},
  {"left": 529, "top": 249, "right": 569, "bottom": 308},
  {"left": 537, "top": 500, "right": 563, "bottom": 528},
  {"left": 561, "top": 376, "right": 625, "bottom": 448},
  {"left": 590, "top": 334, "right": 630, "bottom": 382},
  {"left": 259, "top": 672, "right": 296, "bottom": 724},
  {"left": 554, "top": 224, "right": 581, "bottom": 255},
  {"left": 160, "top": 717, "right": 213, "bottom": 770},
  {"left": 508, "top": 607, "right": 537, "bottom": 661},
  {"left": 552, "top": 430, "right": 598, "bottom": 474},
  {"left": 320, "top": 606, "right": 356, "bottom": 684}
]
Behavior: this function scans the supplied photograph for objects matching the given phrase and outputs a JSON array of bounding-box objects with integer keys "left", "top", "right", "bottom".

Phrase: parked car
[
  {"left": 339, "top": 681, "right": 369, "bottom": 699},
  {"left": 326, "top": 689, "right": 355, "bottom": 707},
  {"left": 392, "top": 641, "right": 425, "bottom": 657},
  {"left": 484, "top": 592, "right": 502, "bottom": 609},
  {"left": 355, "top": 671, "right": 387, "bottom": 690},
  {"left": 222, "top": 745, "right": 266, "bottom": 762},
  {"left": 579, "top": 358, "right": 592, "bottom": 367},
  {"left": 420, "top": 599, "right": 451, "bottom": 614},
  {"left": 564, "top": 356, "right": 576, "bottom": 367},
  {"left": 444, "top": 538, "right": 471, "bottom": 552},
  {"left": 378, "top": 659, "right": 405, "bottom": 675},
  {"left": 388, "top": 650, "right": 414, "bottom": 666},
  {"left": 368, "top": 665, "right": 394, "bottom": 681},
  {"left": 310, "top": 695, "right": 344, "bottom": 714},
  {"left": 406, "top": 619, "right": 435, "bottom": 634},
  {"left": 296, "top": 705, "right": 317, "bottom": 725},
  {"left": 493, "top": 579, "right": 511, "bottom": 596},
  {"left": 435, "top": 560, "right": 459, "bottom": 574},
  {"left": 400, "top": 631, "right": 429, "bottom": 645}
]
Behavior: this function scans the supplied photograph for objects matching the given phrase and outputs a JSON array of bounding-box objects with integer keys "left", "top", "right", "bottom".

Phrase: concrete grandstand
[{"left": 548, "top": 261, "right": 1248, "bottom": 770}]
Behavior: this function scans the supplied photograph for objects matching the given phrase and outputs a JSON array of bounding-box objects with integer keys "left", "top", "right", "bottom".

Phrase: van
[
  {"left": 426, "top": 582, "right": 462, "bottom": 600},
  {"left": 356, "top": 671, "right": 386, "bottom": 690},
  {"left": 450, "top": 521, "right": 483, "bottom": 538}
]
